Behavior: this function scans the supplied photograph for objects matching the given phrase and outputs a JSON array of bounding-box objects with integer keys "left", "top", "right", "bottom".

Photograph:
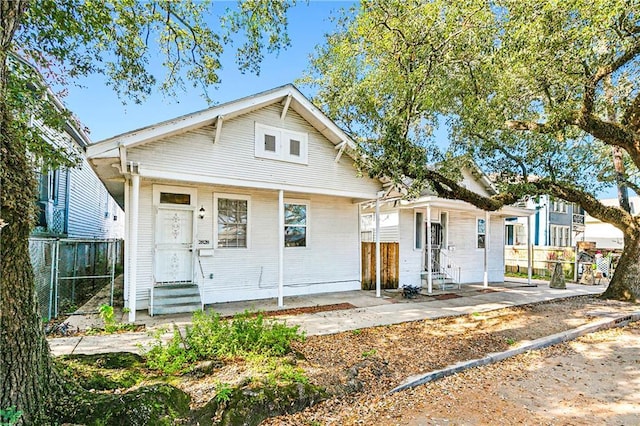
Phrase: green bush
[
  {"left": 145, "top": 310, "right": 305, "bottom": 374},
  {"left": 0, "top": 407, "right": 22, "bottom": 426}
]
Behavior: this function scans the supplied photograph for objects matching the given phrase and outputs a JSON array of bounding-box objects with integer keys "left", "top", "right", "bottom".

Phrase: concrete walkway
[{"left": 48, "top": 279, "right": 607, "bottom": 357}]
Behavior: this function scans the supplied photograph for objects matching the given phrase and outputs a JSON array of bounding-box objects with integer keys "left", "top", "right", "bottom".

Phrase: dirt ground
[{"left": 260, "top": 296, "right": 639, "bottom": 425}]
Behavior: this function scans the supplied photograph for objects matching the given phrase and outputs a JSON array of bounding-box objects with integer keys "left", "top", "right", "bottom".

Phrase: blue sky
[{"left": 63, "top": 1, "right": 354, "bottom": 142}]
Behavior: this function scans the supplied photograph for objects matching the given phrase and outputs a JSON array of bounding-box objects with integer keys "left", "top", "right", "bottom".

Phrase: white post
[
  {"left": 483, "top": 211, "right": 489, "bottom": 288},
  {"left": 375, "top": 196, "right": 381, "bottom": 298},
  {"left": 278, "top": 189, "right": 284, "bottom": 307},
  {"left": 427, "top": 204, "right": 433, "bottom": 294},
  {"left": 123, "top": 178, "right": 130, "bottom": 308},
  {"left": 527, "top": 214, "right": 533, "bottom": 286},
  {"left": 128, "top": 171, "right": 140, "bottom": 323}
]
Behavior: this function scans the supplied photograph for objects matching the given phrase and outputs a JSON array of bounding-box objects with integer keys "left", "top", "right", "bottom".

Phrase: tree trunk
[
  {"left": 0, "top": 111, "right": 64, "bottom": 424},
  {"left": 601, "top": 227, "right": 640, "bottom": 301}
]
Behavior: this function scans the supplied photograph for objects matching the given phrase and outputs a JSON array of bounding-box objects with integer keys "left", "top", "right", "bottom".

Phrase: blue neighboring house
[
  {"left": 32, "top": 120, "right": 124, "bottom": 240},
  {"left": 505, "top": 195, "right": 585, "bottom": 247}
]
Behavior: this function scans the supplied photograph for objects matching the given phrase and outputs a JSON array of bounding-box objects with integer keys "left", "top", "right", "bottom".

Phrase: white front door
[{"left": 155, "top": 207, "right": 194, "bottom": 283}]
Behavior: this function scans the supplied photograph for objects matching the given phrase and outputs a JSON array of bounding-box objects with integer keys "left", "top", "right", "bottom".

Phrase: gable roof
[{"left": 85, "top": 84, "right": 356, "bottom": 159}]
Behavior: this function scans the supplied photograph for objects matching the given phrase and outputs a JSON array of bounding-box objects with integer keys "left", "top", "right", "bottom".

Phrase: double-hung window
[
  {"left": 215, "top": 194, "right": 250, "bottom": 248},
  {"left": 284, "top": 202, "right": 308, "bottom": 247}
]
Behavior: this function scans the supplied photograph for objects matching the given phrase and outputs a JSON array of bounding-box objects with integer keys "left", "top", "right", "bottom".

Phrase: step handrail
[{"left": 438, "top": 249, "right": 461, "bottom": 284}]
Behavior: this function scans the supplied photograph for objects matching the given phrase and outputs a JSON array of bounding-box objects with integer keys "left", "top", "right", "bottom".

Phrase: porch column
[
  {"left": 123, "top": 177, "right": 130, "bottom": 308},
  {"left": 527, "top": 214, "right": 534, "bottom": 286},
  {"left": 427, "top": 204, "right": 433, "bottom": 294},
  {"left": 483, "top": 211, "right": 489, "bottom": 288},
  {"left": 278, "top": 189, "right": 284, "bottom": 307},
  {"left": 128, "top": 170, "right": 140, "bottom": 323},
  {"left": 375, "top": 195, "right": 381, "bottom": 298}
]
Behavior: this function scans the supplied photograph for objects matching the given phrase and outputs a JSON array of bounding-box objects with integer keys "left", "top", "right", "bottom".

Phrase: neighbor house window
[
  {"left": 215, "top": 194, "right": 250, "bottom": 248},
  {"left": 255, "top": 122, "right": 308, "bottom": 164},
  {"left": 477, "top": 218, "right": 486, "bottom": 249},
  {"left": 550, "top": 225, "right": 570, "bottom": 247},
  {"left": 415, "top": 211, "right": 424, "bottom": 250},
  {"left": 284, "top": 202, "right": 308, "bottom": 247},
  {"left": 551, "top": 198, "right": 567, "bottom": 213}
]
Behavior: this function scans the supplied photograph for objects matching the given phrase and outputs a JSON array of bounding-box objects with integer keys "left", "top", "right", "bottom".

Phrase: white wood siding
[
  {"left": 133, "top": 183, "right": 362, "bottom": 307},
  {"left": 398, "top": 209, "right": 423, "bottom": 286},
  {"left": 127, "top": 105, "right": 381, "bottom": 197},
  {"left": 391, "top": 209, "right": 506, "bottom": 286}
]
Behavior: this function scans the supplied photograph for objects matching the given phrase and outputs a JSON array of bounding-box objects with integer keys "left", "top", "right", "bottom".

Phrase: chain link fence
[{"left": 29, "top": 238, "right": 123, "bottom": 321}]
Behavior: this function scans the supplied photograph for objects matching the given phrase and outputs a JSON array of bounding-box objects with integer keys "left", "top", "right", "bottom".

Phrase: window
[
  {"left": 360, "top": 213, "right": 374, "bottom": 242},
  {"left": 551, "top": 198, "right": 567, "bottom": 213},
  {"left": 285, "top": 202, "right": 308, "bottom": 247},
  {"left": 415, "top": 211, "right": 424, "bottom": 250},
  {"left": 550, "top": 225, "right": 570, "bottom": 247},
  {"left": 160, "top": 192, "right": 191, "bottom": 205},
  {"left": 477, "top": 218, "right": 486, "bottom": 249},
  {"left": 255, "top": 122, "right": 308, "bottom": 164},
  {"left": 289, "top": 139, "right": 301, "bottom": 157},
  {"left": 264, "top": 134, "right": 277, "bottom": 152},
  {"left": 215, "top": 195, "right": 250, "bottom": 248}
]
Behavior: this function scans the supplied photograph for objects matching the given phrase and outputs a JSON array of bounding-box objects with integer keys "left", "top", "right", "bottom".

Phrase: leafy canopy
[{"left": 303, "top": 0, "right": 640, "bottom": 209}]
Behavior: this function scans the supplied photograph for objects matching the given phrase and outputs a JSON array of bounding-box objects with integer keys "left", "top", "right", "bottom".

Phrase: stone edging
[{"left": 390, "top": 312, "right": 640, "bottom": 394}]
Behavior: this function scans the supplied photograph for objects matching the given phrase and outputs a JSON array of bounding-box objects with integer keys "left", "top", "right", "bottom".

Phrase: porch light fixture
[{"left": 198, "top": 206, "right": 206, "bottom": 219}]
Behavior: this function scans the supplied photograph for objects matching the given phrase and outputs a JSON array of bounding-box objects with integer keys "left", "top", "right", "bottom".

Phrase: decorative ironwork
[{"left": 171, "top": 213, "right": 181, "bottom": 240}]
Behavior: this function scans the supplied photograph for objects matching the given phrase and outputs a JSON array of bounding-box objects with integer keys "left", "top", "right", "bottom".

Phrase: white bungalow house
[
  {"left": 362, "top": 170, "right": 532, "bottom": 292},
  {"left": 86, "top": 84, "right": 532, "bottom": 321},
  {"left": 86, "top": 85, "right": 383, "bottom": 321}
]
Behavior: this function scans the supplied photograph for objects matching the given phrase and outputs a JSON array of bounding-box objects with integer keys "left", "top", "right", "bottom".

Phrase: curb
[{"left": 390, "top": 311, "right": 640, "bottom": 394}]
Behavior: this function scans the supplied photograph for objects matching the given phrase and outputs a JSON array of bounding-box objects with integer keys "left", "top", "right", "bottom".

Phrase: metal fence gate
[{"left": 29, "top": 238, "right": 123, "bottom": 321}]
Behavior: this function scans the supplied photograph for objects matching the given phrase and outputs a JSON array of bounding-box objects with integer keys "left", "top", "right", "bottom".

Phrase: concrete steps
[{"left": 149, "top": 284, "right": 201, "bottom": 316}]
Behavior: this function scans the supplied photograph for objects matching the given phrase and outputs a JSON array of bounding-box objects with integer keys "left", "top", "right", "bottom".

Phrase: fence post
[
  {"left": 47, "top": 241, "right": 56, "bottom": 321},
  {"left": 110, "top": 240, "right": 116, "bottom": 306}
]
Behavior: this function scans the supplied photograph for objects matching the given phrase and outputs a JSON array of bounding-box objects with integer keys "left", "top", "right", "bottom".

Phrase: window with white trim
[
  {"left": 360, "top": 213, "right": 374, "bottom": 242},
  {"left": 550, "top": 225, "right": 570, "bottom": 247},
  {"left": 284, "top": 201, "right": 308, "bottom": 247},
  {"left": 415, "top": 211, "right": 424, "bottom": 250},
  {"left": 550, "top": 197, "right": 567, "bottom": 213},
  {"left": 255, "top": 122, "right": 308, "bottom": 164},
  {"left": 215, "top": 194, "right": 250, "bottom": 248},
  {"left": 477, "top": 218, "right": 486, "bottom": 249}
]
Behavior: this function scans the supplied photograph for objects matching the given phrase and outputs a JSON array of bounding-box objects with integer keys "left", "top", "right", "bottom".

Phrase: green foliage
[
  {"left": 361, "top": 349, "right": 377, "bottom": 359},
  {"left": 145, "top": 310, "right": 305, "bottom": 374},
  {"left": 99, "top": 304, "right": 115, "bottom": 328},
  {"left": 214, "top": 382, "right": 233, "bottom": 404},
  {"left": 85, "top": 304, "right": 137, "bottom": 335},
  {"left": 0, "top": 407, "right": 22, "bottom": 426},
  {"left": 57, "top": 353, "right": 148, "bottom": 391},
  {"left": 505, "top": 337, "right": 517, "bottom": 346},
  {"left": 304, "top": 0, "right": 640, "bottom": 206}
]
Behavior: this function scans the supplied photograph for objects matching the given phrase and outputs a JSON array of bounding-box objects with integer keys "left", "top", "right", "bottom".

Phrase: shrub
[{"left": 145, "top": 311, "right": 304, "bottom": 374}]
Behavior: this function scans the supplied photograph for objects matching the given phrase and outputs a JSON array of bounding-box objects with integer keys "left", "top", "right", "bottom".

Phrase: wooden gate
[{"left": 361, "top": 242, "right": 399, "bottom": 290}]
